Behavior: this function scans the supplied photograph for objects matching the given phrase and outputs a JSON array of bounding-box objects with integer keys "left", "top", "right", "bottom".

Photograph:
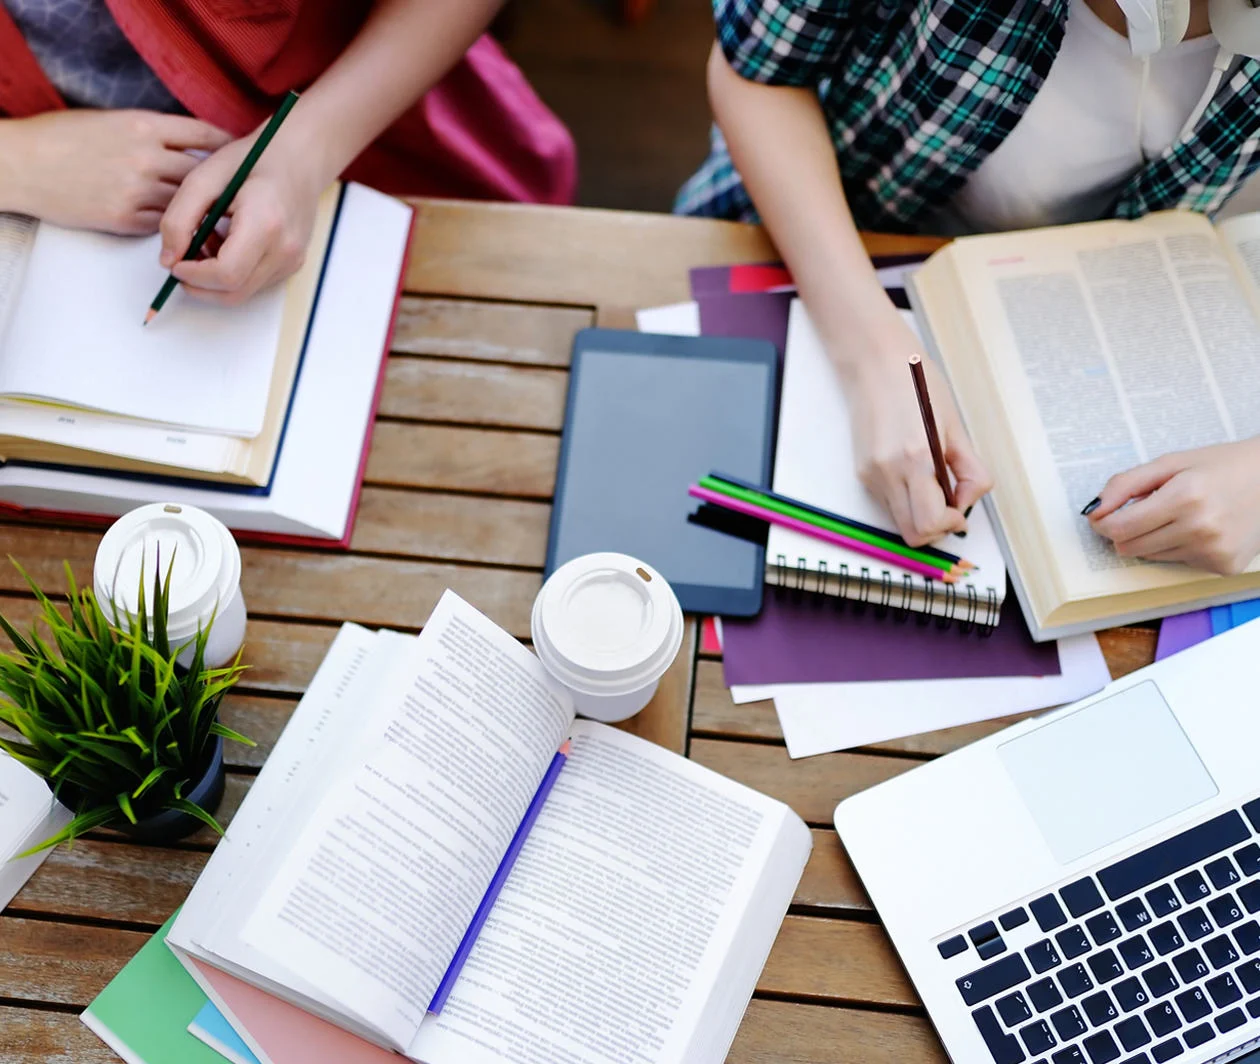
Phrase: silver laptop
[{"left": 835, "top": 619, "right": 1260, "bottom": 1064}]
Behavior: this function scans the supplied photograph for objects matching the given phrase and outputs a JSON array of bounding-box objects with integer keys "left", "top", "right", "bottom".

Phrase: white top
[{"left": 939, "top": 0, "right": 1251, "bottom": 233}]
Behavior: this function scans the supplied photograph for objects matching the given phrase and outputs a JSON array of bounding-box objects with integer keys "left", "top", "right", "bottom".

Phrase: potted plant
[{"left": 0, "top": 559, "right": 251, "bottom": 850}]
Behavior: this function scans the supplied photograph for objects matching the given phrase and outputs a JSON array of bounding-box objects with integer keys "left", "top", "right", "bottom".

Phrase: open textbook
[
  {"left": 0, "top": 185, "right": 338, "bottom": 485},
  {"left": 910, "top": 210, "right": 1260, "bottom": 640},
  {"left": 0, "top": 751, "right": 70, "bottom": 911},
  {"left": 167, "top": 591, "right": 811, "bottom": 1064}
]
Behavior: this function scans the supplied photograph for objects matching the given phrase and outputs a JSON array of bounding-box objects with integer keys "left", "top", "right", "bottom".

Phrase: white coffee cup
[
  {"left": 93, "top": 503, "right": 246, "bottom": 669},
  {"left": 532, "top": 552, "right": 684, "bottom": 723}
]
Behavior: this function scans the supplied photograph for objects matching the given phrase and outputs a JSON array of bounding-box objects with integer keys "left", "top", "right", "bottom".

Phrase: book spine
[{"left": 766, "top": 555, "right": 999, "bottom": 633}]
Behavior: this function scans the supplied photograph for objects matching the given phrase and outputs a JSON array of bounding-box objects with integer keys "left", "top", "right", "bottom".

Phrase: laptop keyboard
[{"left": 943, "top": 799, "right": 1260, "bottom": 1064}]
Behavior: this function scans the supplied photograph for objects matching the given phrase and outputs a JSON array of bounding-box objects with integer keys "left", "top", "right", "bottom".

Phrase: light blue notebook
[{"left": 188, "top": 1001, "right": 262, "bottom": 1064}]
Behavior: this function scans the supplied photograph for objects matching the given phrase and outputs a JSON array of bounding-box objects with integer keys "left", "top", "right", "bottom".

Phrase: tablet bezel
[{"left": 545, "top": 327, "right": 777, "bottom": 617}]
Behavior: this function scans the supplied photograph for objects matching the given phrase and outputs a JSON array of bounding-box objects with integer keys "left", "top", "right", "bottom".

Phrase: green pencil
[
  {"left": 697, "top": 475, "right": 961, "bottom": 575},
  {"left": 145, "top": 90, "right": 301, "bottom": 323}
]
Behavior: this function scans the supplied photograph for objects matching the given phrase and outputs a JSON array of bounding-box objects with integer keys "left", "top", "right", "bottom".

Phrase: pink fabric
[{"left": 0, "top": 3, "right": 577, "bottom": 204}]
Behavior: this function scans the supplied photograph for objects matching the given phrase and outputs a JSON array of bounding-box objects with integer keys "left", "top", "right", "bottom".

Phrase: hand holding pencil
[{"left": 839, "top": 349, "right": 992, "bottom": 546}]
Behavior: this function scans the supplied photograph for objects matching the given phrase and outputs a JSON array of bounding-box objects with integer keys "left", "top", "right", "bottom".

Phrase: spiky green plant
[{"left": 0, "top": 557, "right": 251, "bottom": 852}]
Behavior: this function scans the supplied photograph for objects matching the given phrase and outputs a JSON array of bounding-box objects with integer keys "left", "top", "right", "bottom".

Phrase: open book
[
  {"left": 910, "top": 210, "right": 1260, "bottom": 640},
  {"left": 0, "top": 185, "right": 338, "bottom": 486},
  {"left": 0, "top": 751, "right": 70, "bottom": 910},
  {"left": 168, "top": 591, "right": 811, "bottom": 1064}
]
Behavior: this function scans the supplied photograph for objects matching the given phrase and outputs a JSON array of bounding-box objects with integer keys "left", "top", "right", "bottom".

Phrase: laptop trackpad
[{"left": 998, "top": 681, "right": 1217, "bottom": 865}]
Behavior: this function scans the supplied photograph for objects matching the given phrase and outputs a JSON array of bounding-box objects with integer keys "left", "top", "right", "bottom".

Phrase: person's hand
[
  {"left": 842, "top": 342, "right": 993, "bottom": 546},
  {"left": 0, "top": 110, "right": 232, "bottom": 235},
  {"left": 1087, "top": 439, "right": 1260, "bottom": 575},
  {"left": 159, "top": 131, "right": 323, "bottom": 306}
]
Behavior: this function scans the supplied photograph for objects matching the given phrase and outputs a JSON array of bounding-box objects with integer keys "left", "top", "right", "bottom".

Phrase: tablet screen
[{"left": 547, "top": 333, "right": 776, "bottom": 615}]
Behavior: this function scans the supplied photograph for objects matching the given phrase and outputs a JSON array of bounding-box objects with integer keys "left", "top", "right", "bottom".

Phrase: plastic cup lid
[
  {"left": 92, "top": 503, "right": 240, "bottom": 640},
  {"left": 532, "top": 552, "right": 683, "bottom": 695}
]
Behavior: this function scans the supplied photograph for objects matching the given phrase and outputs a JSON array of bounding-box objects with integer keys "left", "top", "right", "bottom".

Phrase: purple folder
[{"left": 722, "top": 583, "right": 1059, "bottom": 686}]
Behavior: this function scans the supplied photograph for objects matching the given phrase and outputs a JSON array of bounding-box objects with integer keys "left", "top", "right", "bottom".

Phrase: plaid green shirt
[{"left": 675, "top": 0, "right": 1260, "bottom": 230}]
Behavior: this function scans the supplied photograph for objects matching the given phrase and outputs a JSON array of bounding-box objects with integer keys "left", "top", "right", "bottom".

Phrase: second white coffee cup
[{"left": 532, "top": 552, "right": 684, "bottom": 723}]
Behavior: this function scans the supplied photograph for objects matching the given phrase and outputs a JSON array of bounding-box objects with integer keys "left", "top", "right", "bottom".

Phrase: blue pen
[{"left": 428, "top": 740, "right": 570, "bottom": 1014}]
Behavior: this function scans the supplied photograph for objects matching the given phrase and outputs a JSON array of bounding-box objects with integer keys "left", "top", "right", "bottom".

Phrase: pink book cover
[{"left": 189, "top": 959, "right": 400, "bottom": 1064}]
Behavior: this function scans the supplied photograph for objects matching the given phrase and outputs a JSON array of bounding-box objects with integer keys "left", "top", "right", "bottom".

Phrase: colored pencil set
[{"left": 688, "top": 472, "right": 974, "bottom": 582}]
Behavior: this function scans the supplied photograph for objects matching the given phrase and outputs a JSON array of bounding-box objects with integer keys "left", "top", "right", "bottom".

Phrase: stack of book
[
  {"left": 82, "top": 591, "right": 811, "bottom": 1064},
  {"left": 0, "top": 182, "right": 414, "bottom": 545}
]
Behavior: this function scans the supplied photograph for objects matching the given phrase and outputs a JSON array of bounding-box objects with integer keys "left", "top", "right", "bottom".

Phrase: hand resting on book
[
  {"left": 0, "top": 110, "right": 231, "bottom": 235},
  {"left": 1088, "top": 438, "right": 1260, "bottom": 575}
]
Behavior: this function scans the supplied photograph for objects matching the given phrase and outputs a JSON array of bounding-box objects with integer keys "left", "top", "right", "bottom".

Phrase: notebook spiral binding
[{"left": 775, "top": 555, "right": 998, "bottom": 634}]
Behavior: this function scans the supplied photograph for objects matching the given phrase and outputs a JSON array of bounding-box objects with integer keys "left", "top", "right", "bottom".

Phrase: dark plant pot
[{"left": 118, "top": 736, "right": 226, "bottom": 844}]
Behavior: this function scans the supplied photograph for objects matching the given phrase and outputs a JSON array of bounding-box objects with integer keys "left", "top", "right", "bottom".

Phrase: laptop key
[
  {"left": 1087, "top": 911, "right": 1122, "bottom": 945},
  {"left": 1172, "top": 948, "right": 1211, "bottom": 984},
  {"left": 1052, "top": 1048, "right": 1086, "bottom": 1064},
  {"left": 973, "top": 1004, "right": 1028, "bottom": 1064},
  {"left": 1029, "top": 977, "right": 1065, "bottom": 1012},
  {"left": 1002, "top": 907, "right": 1031, "bottom": 931},
  {"left": 1174, "top": 986, "right": 1211, "bottom": 1022},
  {"left": 1114, "top": 1015, "right": 1151, "bottom": 1052},
  {"left": 1060, "top": 964, "right": 1095, "bottom": 998},
  {"left": 1098, "top": 812, "right": 1249, "bottom": 902},
  {"left": 1062, "top": 878, "right": 1105, "bottom": 918},
  {"left": 1206, "top": 971, "right": 1242, "bottom": 1007},
  {"left": 1114, "top": 976, "right": 1151, "bottom": 1012},
  {"left": 1146, "top": 885, "right": 1181, "bottom": 919},
  {"left": 1234, "top": 920, "right": 1260, "bottom": 955},
  {"left": 1082, "top": 990, "right": 1118, "bottom": 1026},
  {"left": 1088, "top": 950, "right": 1125, "bottom": 984},
  {"left": 1203, "top": 934, "right": 1240, "bottom": 969},
  {"left": 1248, "top": 995, "right": 1260, "bottom": 1018},
  {"left": 939, "top": 934, "right": 968, "bottom": 959},
  {"left": 1237, "top": 958, "right": 1260, "bottom": 994},
  {"left": 1029, "top": 940, "right": 1064, "bottom": 974},
  {"left": 1174, "top": 871, "right": 1210, "bottom": 905},
  {"left": 1240, "top": 880, "right": 1260, "bottom": 913},
  {"left": 1216, "top": 1006, "right": 1246, "bottom": 1033},
  {"left": 1021, "top": 1018, "right": 1057, "bottom": 1055},
  {"left": 1051, "top": 1004, "right": 1088, "bottom": 1040},
  {"left": 1205, "top": 856, "right": 1240, "bottom": 890},
  {"left": 998, "top": 992, "right": 1033, "bottom": 1026},
  {"left": 1182, "top": 1022, "right": 1214, "bottom": 1048},
  {"left": 1144, "top": 1001, "right": 1182, "bottom": 1037},
  {"left": 980, "top": 937, "right": 1009, "bottom": 960},
  {"left": 1082, "top": 1030, "right": 1120, "bottom": 1063},
  {"left": 1149, "top": 1038, "right": 1183, "bottom": 1062},
  {"left": 1119, "top": 935, "right": 1155, "bottom": 970},
  {"left": 1242, "top": 796, "right": 1260, "bottom": 833},
  {"left": 1057, "top": 926, "right": 1092, "bottom": 960},
  {"left": 1175, "top": 908, "right": 1212, "bottom": 941},
  {"left": 1141, "top": 963, "right": 1178, "bottom": 999},
  {"left": 973, "top": 921, "right": 1002, "bottom": 946},
  {"left": 1235, "top": 843, "right": 1260, "bottom": 877},
  {"left": 1033, "top": 894, "right": 1070, "bottom": 932},
  {"left": 1120, "top": 1055, "right": 1151, "bottom": 1064},
  {"left": 1208, "top": 894, "right": 1244, "bottom": 928},
  {"left": 1117, "top": 898, "right": 1153, "bottom": 932},
  {"left": 1147, "top": 922, "right": 1183, "bottom": 956},
  {"left": 958, "top": 953, "right": 1032, "bottom": 1005}
]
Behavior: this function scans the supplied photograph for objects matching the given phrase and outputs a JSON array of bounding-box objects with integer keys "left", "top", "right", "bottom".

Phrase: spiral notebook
[{"left": 770, "top": 299, "right": 1007, "bottom": 627}]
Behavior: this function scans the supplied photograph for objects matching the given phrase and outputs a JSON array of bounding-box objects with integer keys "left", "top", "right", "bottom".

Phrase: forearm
[
  {"left": 0, "top": 119, "right": 32, "bottom": 214},
  {"left": 707, "top": 44, "right": 910, "bottom": 382},
  {"left": 280, "top": 0, "right": 502, "bottom": 185}
]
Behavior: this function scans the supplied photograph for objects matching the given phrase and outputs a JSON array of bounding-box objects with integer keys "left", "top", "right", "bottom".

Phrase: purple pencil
[{"left": 689, "top": 484, "right": 955, "bottom": 583}]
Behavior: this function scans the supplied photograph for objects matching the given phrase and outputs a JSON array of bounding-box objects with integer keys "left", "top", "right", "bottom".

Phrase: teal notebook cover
[
  {"left": 81, "top": 911, "right": 226, "bottom": 1064},
  {"left": 190, "top": 1000, "right": 262, "bottom": 1064}
]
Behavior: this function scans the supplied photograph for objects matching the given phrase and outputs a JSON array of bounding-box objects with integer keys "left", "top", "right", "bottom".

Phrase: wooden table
[{"left": 0, "top": 200, "right": 1160, "bottom": 1063}]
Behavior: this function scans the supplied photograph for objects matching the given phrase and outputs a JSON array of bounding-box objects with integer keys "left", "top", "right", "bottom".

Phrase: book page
[
  {"left": 409, "top": 722, "right": 809, "bottom": 1064},
  {"left": 239, "top": 592, "right": 574, "bottom": 1050},
  {"left": 0, "top": 214, "right": 36, "bottom": 349},
  {"left": 945, "top": 213, "right": 1259, "bottom": 594},
  {"left": 0, "top": 223, "right": 287, "bottom": 437}
]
